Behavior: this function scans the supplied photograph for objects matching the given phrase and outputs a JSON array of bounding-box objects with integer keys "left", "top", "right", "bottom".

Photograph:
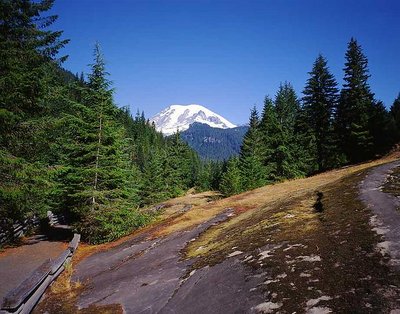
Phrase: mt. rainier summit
[{"left": 151, "top": 104, "right": 236, "bottom": 135}]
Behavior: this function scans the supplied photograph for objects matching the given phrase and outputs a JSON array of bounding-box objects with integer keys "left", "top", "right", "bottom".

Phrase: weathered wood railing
[
  {"left": 46, "top": 211, "right": 68, "bottom": 227},
  {"left": 0, "top": 211, "right": 69, "bottom": 246},
  {"left": 0, "top": 216, "right": 40, "bottom": 246},
  {"left": 0, "top": 233, "right": 81, "bottom": 314}
]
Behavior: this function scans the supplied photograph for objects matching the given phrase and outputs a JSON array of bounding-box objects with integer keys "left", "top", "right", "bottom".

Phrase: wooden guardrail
[
  {"left": 46, "top": 211, "right": 68, "bottom": 227},
  {"left": 0, "top": 216, "right": 41, "bottom": 246},
  {"left": 0, "top": 211, "right": 70, "bottom": 246},
  {"left": 0, "top": 234, "right": 81, "bottom": 314}
]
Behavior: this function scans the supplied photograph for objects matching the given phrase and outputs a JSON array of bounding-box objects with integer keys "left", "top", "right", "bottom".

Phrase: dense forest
[
  {"left": 1, "top": 0, "right": 399, "bottom": 244},
  {"left": 180, "top": 122, "right": 248, "bottom": 160}
]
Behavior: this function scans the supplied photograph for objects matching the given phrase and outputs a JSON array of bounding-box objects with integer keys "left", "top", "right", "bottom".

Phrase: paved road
[
  {"left": 0, "top": 240, "right": 66, "bottom": 304},
  {"left": 74, "top": 209, "right": 266, "bottom": 313},
  {"left": 359, "top": 160, "right": 400, "bottom": 266}
]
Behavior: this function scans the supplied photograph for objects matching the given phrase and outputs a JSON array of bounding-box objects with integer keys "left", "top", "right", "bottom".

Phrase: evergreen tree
[
  {"left": 369, "top": 100, "right": 397, "bottom": 155},
  {"left": 294, "top": 105, "right": 318, "bottom": 175},
  {"left": 195, "top": 162, "right": 212, "bottom": 192},
  {"left": 58, "top": 44, "right": 141, "bottom": 216},
  {"left": 259, "top": 96, "right": 279, "bottom": 181},
  {"left": 0, "top": 0, "right": 68, "bottom": 224},
  {"left": 209, "top": 161, "right": 224, "bottom": 190},
  {"left": 85, "top": 43, "right": 118, "bottom": 208},
  {"left": 336, "top": 38, "right": 374, "bottom": 163},
  {"left": 163, "top": 133, "right": 196, "bottom": 197},
  {"left": 0, "top": 0, "right": 68, "bottom": 153},
  {"left": 273, "top": 83, "right": 305, "bottom": 179},
  {"left": 240, "top": 106, "right": 267, "bottom": 190},
  {"left": 219, "top": 157, "right": 242, "bottom": 196},
  {"left": 302, "top": 54, "right": 339, "bottom": 171},
  {"left": 390, "top": 93, "right": 400, "bottom": 136},
  {"left": 141, "top": 150, "right": 168, "bottom": 205}
]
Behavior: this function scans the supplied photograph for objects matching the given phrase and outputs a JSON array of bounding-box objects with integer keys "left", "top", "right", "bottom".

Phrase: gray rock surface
[{"left": 74, "top": 209, "right": 266, "bottom": 313}]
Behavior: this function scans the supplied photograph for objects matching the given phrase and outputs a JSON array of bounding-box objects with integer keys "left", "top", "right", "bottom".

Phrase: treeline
[
  {"left": 219, "top": 39, "right": 400, "bottom": 195},
  {"left": 0, "top": 0, "right": 201, "bottom": 243}
]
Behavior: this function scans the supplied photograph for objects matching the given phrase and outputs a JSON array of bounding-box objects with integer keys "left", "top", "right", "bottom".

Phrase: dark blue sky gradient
[{"left": 51, "top": 0, "right": 400, "bottom": 124}]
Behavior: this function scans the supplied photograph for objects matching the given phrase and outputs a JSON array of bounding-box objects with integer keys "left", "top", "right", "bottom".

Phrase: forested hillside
[
  {"left": 0, "top": 0, "right": 201, "bottom": 244},
  {"left": 180, "top": 122, "right": 248, "bottom": 160}
]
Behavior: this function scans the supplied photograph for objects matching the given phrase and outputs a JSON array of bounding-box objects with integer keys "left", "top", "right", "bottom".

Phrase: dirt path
[
  {"left": 0, "top": 240, "right": 67, "bottom": 304},
  {"left": 360, "top": 160, "right": 400, "bottom": 266}
]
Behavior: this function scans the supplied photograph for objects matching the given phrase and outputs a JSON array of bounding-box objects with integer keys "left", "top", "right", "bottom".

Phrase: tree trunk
[{"left": 92, "top": 113, "right": 102, "bottom": 209}]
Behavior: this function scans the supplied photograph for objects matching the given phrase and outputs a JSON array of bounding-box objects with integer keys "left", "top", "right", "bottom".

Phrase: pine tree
[
  {"left": 302, "top": 54, "right": 339, "bottom": 171},
  {"left": 209, "top": 161, "right": 224, "bottom": 190},
  {"left": 390, "top": 93, "right": 400, "bottom": 135},
  {"left": 59, "top": 44, "right": 141, "bottom": 215},
  {"left": 240, "top": 106, "right": 267, "bottom": 190},
  {"left": 259, "top": 96, "right": 279, "bottom": 181},
  {"left": 141, "top": 150, "right": 168, "bottom": 204},
  {"left": 86, "top": 43, "right": 115, "bottom": 208},
  {"left": 219, "top": 157, "right": 242, "bottom": 196},
  {"left": 294, "top": 105, "right": 318, "bottom": 175},
  {"left": 195, "top": 162, "right": 212, "bottom": 192},
  {"left": 275, "top": 82, "right": 300, "bottom": 129},
  {"left": 273, "top": 83, "right": 305, "bottom": 179},
  {"left": 0, "top": 0, "right": 69, "bottom": 152},
  {"left": 369, "top": 100, "right": 397, "bottom": 155},
  {"left": 163, "top": 133, "right": 194, "bottom": 197},
  {"left": 0, "top": 0, "right": 68, "bottom": 225},
  {"left": 336, "top": 38, "right": 374, "bottom": 163}
]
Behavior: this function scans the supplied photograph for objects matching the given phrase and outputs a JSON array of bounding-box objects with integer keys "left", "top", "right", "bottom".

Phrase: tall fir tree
[
  {"left": 259, "top": 96, "right": 279, "bottom": 181},
  {"left": 369, "top": 100, "right": 398, "bottom": 155},
  {"left": 302, "top": 54, "right": 339, "bottom": 171},
  {"left": 0, "top": 0, "right": 68, "bottom": 224},
  {"left": 195, "top": 162, "right": 212, "bottom": 192},
  {"left": 336, "top": 38, "right": 375, "bottom": 163},
  {"left": 0, "top": 0, "right": 68, "bottom": 154},
  {"left": 219, "top": 157, "right": 242, "bottom": 196},
  {"left": 273, "top": 82, "right": 306, "bottom": 179},
  {"left": 59, "top": 44, "right": 141, "bottom": 216},
  {"left": 275, "top": 82, "right": 299, "bottom": 130},
  {"left": 163, "top": 132, "right": 196, "bottom": 197},
  {"left": 294, "top": 105, "right": 318, "bottom": 175},
  {"left": 239, "top": 106, "right": 267, "bottom": 190},
  {"left": 141, "top": 150, "right": 168, "bottom": 205},
  {"left": 390, "top": 93, "right": 400, "bottom": 137}
]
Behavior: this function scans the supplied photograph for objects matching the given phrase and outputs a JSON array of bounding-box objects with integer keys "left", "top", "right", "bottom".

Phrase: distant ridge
[{"left": 180, "top": 122, "right": 248, "bottom": 160}]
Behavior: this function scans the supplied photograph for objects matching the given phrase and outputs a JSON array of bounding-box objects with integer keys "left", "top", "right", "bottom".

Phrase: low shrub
[{"left": 77, "top": 207, "right": 152, "bottom": 244}]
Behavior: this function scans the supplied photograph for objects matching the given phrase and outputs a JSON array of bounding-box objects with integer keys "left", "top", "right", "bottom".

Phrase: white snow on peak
[{"left": 151, "top": 104, "right": 237, "bottom": 135}]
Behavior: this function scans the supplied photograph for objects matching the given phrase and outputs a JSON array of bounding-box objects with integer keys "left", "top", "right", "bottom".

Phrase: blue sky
[{"left": 51, "top": 0, "right": 400, "bottom": 125}]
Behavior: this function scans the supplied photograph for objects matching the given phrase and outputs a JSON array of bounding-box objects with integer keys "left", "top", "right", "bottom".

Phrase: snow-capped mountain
[{"left": 151, "top": 104, "right": 236, "bottom": 135}]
